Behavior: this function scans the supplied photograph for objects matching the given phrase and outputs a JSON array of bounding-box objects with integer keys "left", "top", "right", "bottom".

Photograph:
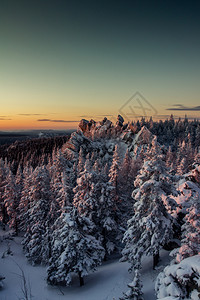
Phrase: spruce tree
[
  {"left": 176, "top": 194, "right": 200, "bottom": 262},
  {"left": 22, "top": 166, "right": 52, "bottom": 265},
  {"left": 122, "top": 140, "right": 177, "bottom": 269},
  {"left": 0, "top": 159, "right": 9, "bottom": 230},
  {"left": 47, "top": 207, "right": 105, "bottom": 287},
  {"left": 120, "top": 269, "right": 143, "bottom": 300},
  {"left": 3, "top": 170, "right": 19, "bottom": 234}
]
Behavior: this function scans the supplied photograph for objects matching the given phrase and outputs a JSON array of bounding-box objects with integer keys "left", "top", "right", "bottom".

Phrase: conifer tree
[
  {"left": 19, "top": 166, "right": 33, "bottom": 231},
  {"left": 119, "top": 149, "right": 135, "bottom": 223},
  {"left": 0, "top": 159, "right": 9, "bottom": 229},
  {"left": 166, "top": 146, "right": 175, "bottom": 173},
  {"left": 109, "top": 144, "right": 120, "bottom": 194},
  {"left": 120, "top": 269, "right": 143, "bottom": 300},
  {"left": 47, "top": 207, "right": 105, "bottom": 287},
  {"left": 177, "top": 157, "right": 188, "bottom": 175},
  {"left": 122, "top": 140, "right": 177, "bottom": 269},
  {"left": 73, "top": 158, "right": 120, "bottom": 257},
  {"left": 77, "top": 147, "right": 85, "bottom": 175},
  {"left": 175, "top": 194, "right": 200, "bottom": 263},
  {"left": 22, "top": 166, "right": 52, "bottom": 265},
  {"left": 107, "top": 144, "right": 124, "bottom": 231},
  {"left": 3, "top": 170, "right": 19, "bottom": 234}
]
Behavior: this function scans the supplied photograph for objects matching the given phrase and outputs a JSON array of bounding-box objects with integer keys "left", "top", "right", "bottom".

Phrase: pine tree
[
  {"left": 73, "top": 158, "right": 120, "bottom": 257},
  {"left": 98, "top": 172, "right": 124, "bottom": 256},
  {"left": 19, "top": 166, "right": 33, "bottom": 231},
  {"left": 22, "top": 166, "right": 52, "bottom": 265},
  {"left": 177, "top": 157, "right": 188, "bottom": 175},
  {"left": 47, "top": 207, "right": 105, "bottom": 287},
  {"left": 3, "top": 170, "right": 19, "bottom": 234},
  {"left": 77, "top": 147, "right": 85, "bottom": 174},
  {"left": 15, "top": 165, "right": 24, "bottom": 202},
  {"left": 109, "top": 144, "right": 120, "bottom": 193},
  {"left": 166, "top": 146, "right": 175, "bottom": 173},
  {"left": 175, "top": 194, "right": 200, "bottom": 263},
  {"left": 0, "top": 159, "right": 9, "bottom": 230},
  {"left": 73, "top": 159, "right": 94, "bottom": 217},
  {"left": 52, "top": 149, "right": 67, "bottom": 178},
  {"left": 107, "top": 144, "right": 124, "bottom": 233},
  {"left": 121, "top": 149, "right": 132, "bottom": 193},
  {"left": 122, "top": 144, "right": 177, "bottom": 269},
  {"left": 119, "top": 149, "right": 135, "bottom": 225},
  {"left": 195, "top": 126, "right": 200, "bottom": 148},
  {"left": 120, "top": 269, "right": 143, "bottom": 300}
]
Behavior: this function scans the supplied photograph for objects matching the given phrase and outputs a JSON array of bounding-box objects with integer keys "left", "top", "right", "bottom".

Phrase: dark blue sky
[{"left": 1, "top": 0, "right": 200, "bottom": 129}]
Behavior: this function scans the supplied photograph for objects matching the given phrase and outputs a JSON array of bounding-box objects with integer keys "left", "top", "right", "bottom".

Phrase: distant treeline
[
  {"left": 0, "top": 135, "right": 70, "bottom": 173},
  {"left": 128, "top": 115, "right": 200, "bottom": 148}
]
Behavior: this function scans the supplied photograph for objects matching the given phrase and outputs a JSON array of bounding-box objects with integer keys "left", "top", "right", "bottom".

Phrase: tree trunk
[
  {"left": 15, "top": 219, "right": 18, "bottom": 236},
  {"left": 78, "top": 271, "right": 84, "bottom": 287},
  {"left": 153, "top": 251, "right": 159, "bottom": 269},
  {"left": 47, "top": 226, "right": 52, "bottom": 259},
  {"left": 2, "top": 205, "right": 7, "bottom": 230},
  {"left": 102, "top": 228, "right": 107, "bottom": 261}
]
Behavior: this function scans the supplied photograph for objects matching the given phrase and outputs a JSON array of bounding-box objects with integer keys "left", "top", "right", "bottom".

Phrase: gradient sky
[{"left": 1, "top": 0, "right": 200, "bottom": 130}]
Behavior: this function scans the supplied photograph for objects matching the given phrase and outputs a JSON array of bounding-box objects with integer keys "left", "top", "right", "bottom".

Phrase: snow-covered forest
[{"left": 1, "top": 115, "right": 200, "bottom": 299}]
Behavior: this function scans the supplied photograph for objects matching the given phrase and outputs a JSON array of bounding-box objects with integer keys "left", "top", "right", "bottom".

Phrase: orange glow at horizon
[
  {"left": 1, "top": 107, "right": 199, "bottom": 131},
  {"left": 0, "top": 116, "right": 79, "bottom": 131}
]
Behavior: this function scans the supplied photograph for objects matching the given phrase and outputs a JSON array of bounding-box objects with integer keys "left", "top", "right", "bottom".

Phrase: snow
[
  {"left": 156, "top": 255, "right": 200, "bottom": 299},
  {"left": 175, "top": 178, "right": 200, "bottom": 209},
  {"left": 0, "top": 232, "right": 132, "bottom": 300},
  {"left": 0, "top": 231, "right": 172, "bottom": 300},
  {"left": 141, "top": 250, "right": 171, "bottom": 300}
]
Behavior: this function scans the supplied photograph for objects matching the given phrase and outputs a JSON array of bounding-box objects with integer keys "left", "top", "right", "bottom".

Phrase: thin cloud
[
  {"left": 166, "top": 104, "right": 200, "bottom": 111},
  {"left": 79, "top": 114, "right": 114, "bottom": 119},
  {"left": 79, "top": 115, "right": 93, "bottom": 118},
  {"left": 37, "top": 119, "right": 79, "bottom": 123},
  {"left": 95, "top": 114, "right": 114, "bottom": 117},
  {"left": 0, "top": 118, "right": 12, "bottom": 120},
  {"left": 18, "top": 113, "right": 47, "bottom": 116}
]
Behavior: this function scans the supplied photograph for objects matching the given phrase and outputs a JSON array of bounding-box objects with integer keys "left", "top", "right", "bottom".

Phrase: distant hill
[
  {"left": 0, "top": 130, "right": 74, "bottom": 172},
  {"left": 0, "top": 130, "right": 74, "bottom": 146}
]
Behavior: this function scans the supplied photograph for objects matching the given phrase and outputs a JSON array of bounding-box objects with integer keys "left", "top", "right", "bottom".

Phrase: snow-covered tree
[
  {"left": 122, "top": 140, "right": 177, "bottom": 269},
  {"left": 19, "top": 167, "right": 33, "bottom": 231},
  {"left": 47, "top": 207, "right": 105, "bottom": 287},
  {"left": 15, "top": 165, "right": 24, "bottom": 202},
  {"left": 177, "top": 157, "right": 188, "bottom": 175},
  {"left": 120, "top": 268, "right": 143, "bottom": 300},
  {"left": 73, "top": 158, "right": 94, "bottom": 217},
  {"left": 52, "top": 149, "right": 67, "bottom": 175},
  {"left": 49, "top": 163, "right": 74, "bottom": 226},
  {"left": 0, "top": 159, "right": 10, "bottom": 229},
  {"left": 3, "top": 170, "right": 20, "bottom": 234},
  {"left": 121, "top": 149, "right": 133, "bottom": 194},
  {"left": 77, "top": 147, "right": 85, "bottom": 174},
  {"left": 22, "top": 166, "right": 52, "bottom": 265},
  {"left": 73, "top": 159, "right": 120, "bottom": 257},
  {"left": 155, "top": 255, "right": 200, "bottom": 300},
  {"left": 175, "top": 194, "right": 200, "bottom": 263},
  {"left": 195, "top": 126, "right": 200, "bottom": 148},
  {"left": 107, "top": 144, "right": 126, "bottom": 236},
  {"left": 109, "top": 144, "right": 121, "bottom": 192},
  {"left": 166, "top": 146, "right": 176, "bottom": 173}
]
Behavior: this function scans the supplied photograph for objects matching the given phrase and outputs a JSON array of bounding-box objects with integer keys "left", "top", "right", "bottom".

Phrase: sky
[{"left": 0, "top": 0, "right": 200, "bottom": 130}]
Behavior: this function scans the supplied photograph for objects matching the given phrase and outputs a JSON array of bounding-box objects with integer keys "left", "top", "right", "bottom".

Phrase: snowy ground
[{"left": 0, "top": 230, "right": 170, "bottom": 300}]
